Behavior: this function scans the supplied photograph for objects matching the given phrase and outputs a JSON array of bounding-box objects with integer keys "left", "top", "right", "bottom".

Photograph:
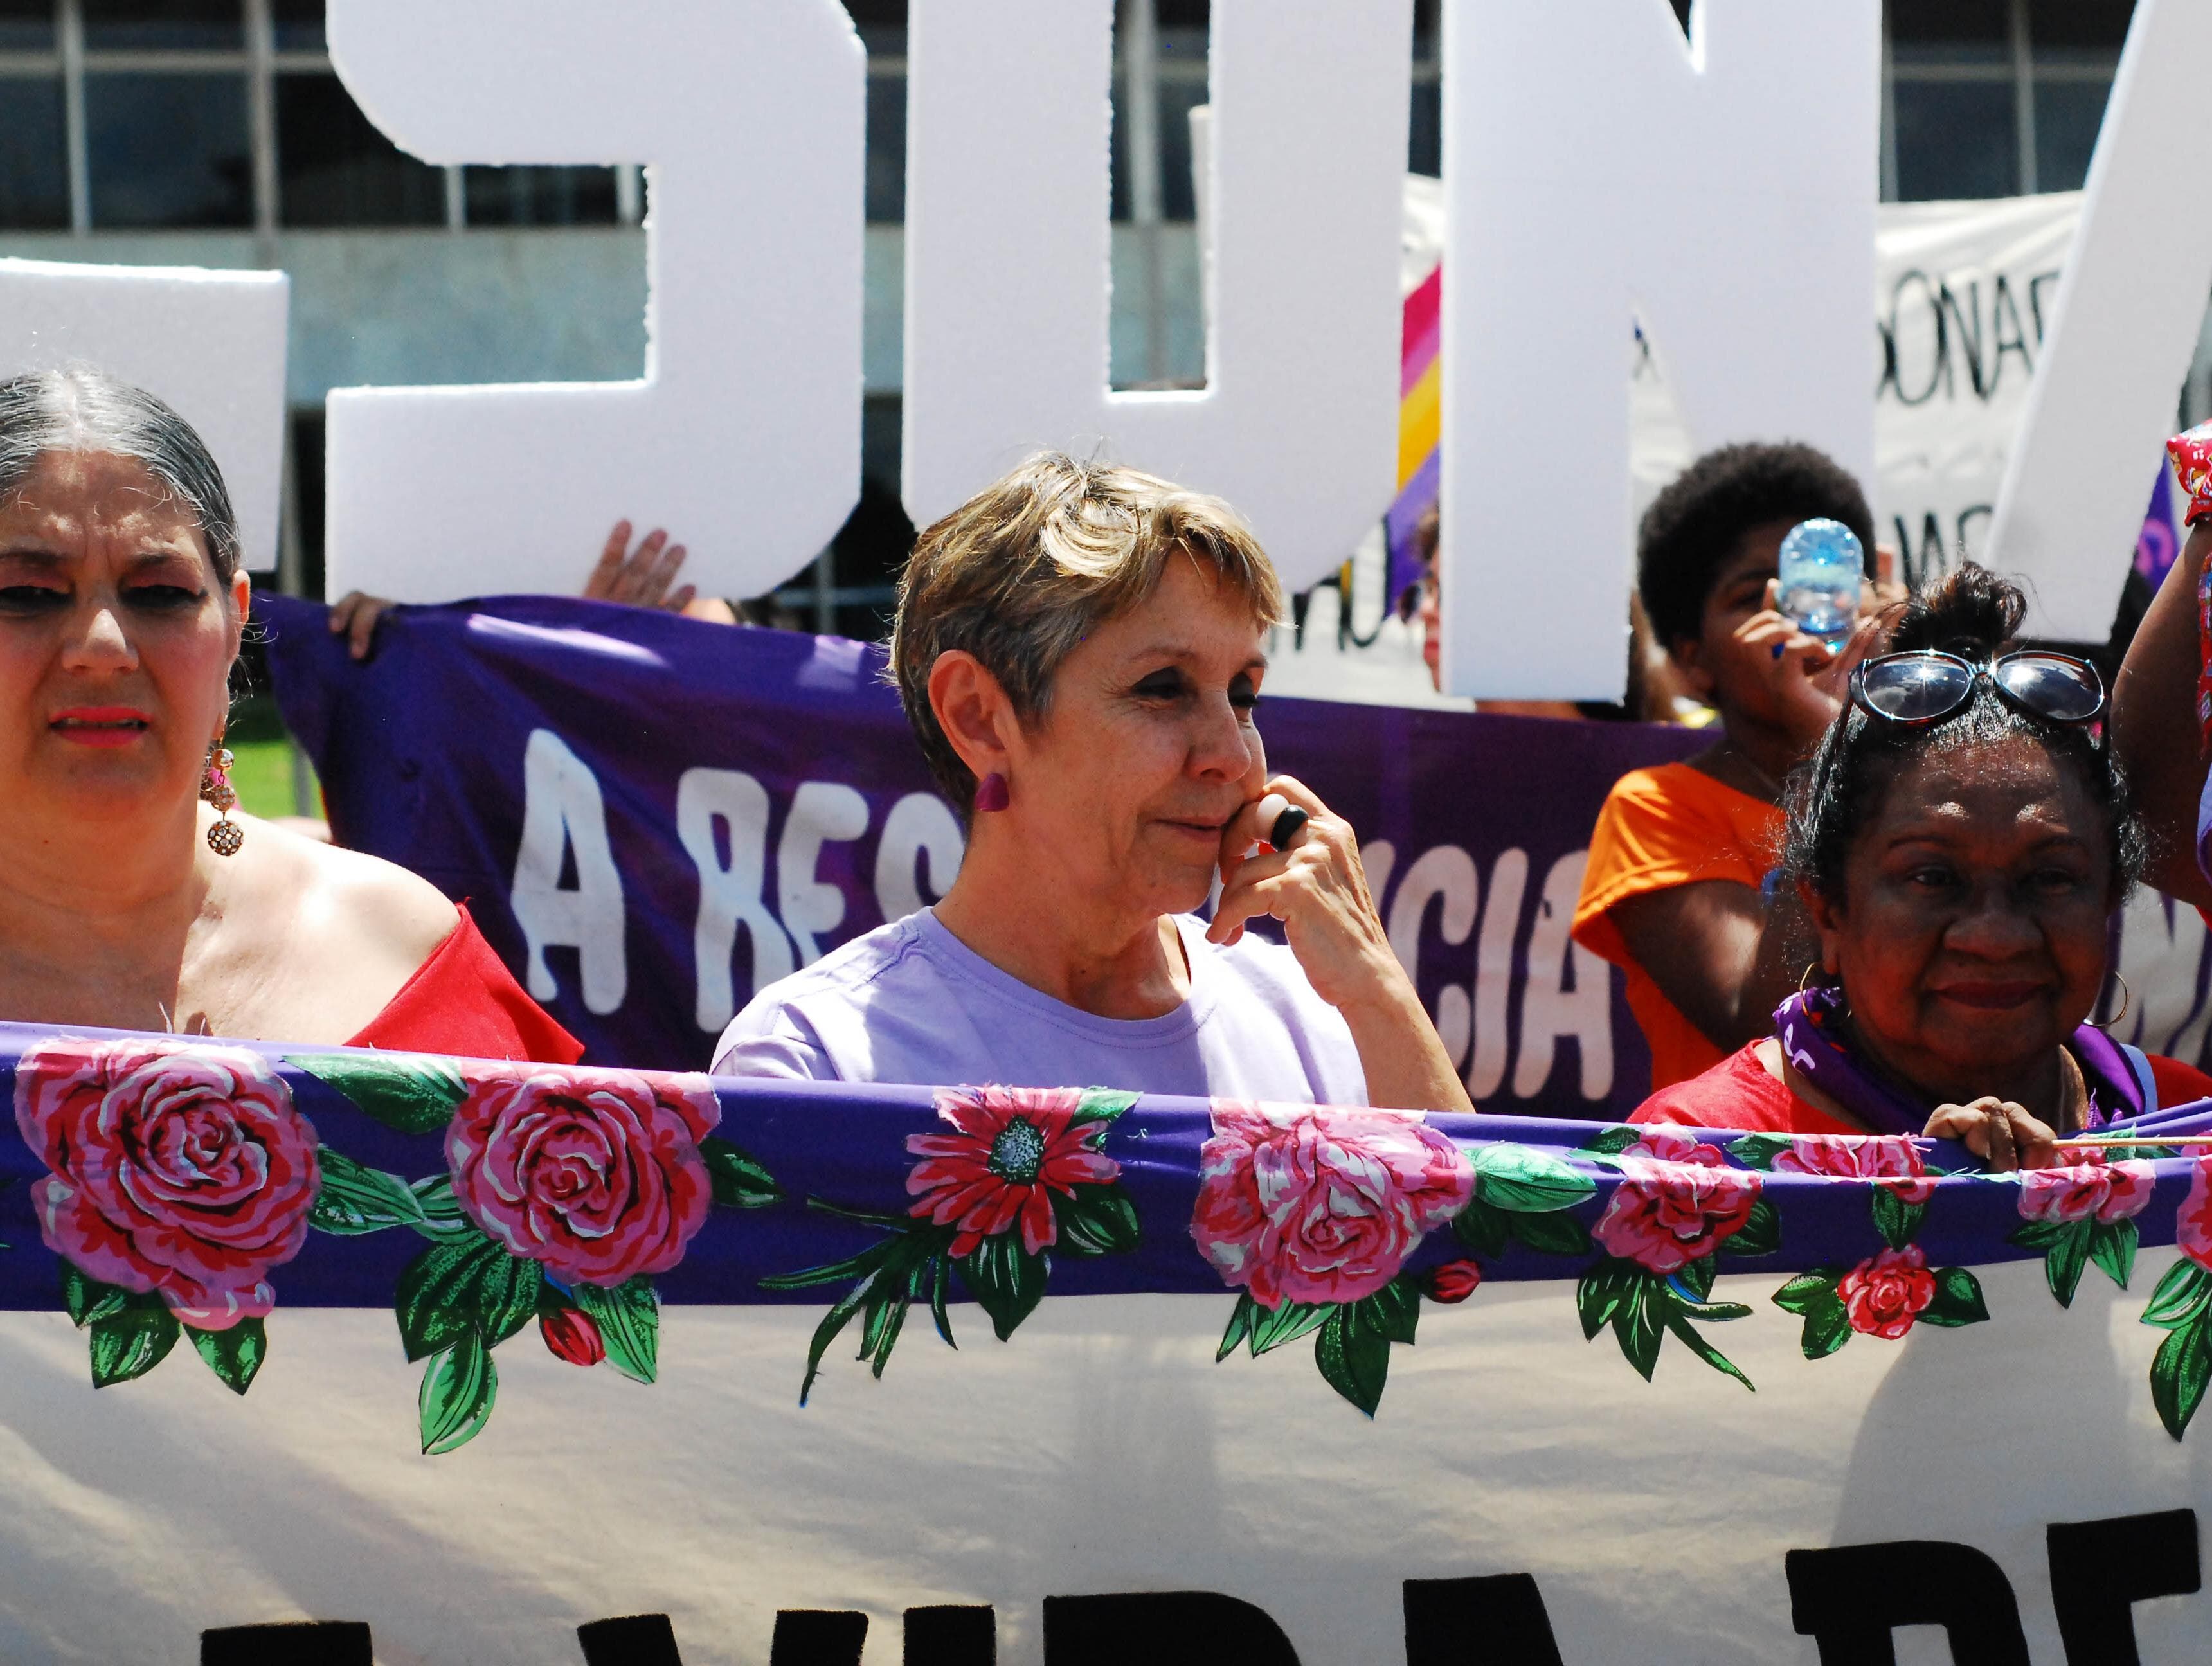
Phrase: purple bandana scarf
[{"left": 1772, "top": 987, "right": 2146, "bottom": 1136}]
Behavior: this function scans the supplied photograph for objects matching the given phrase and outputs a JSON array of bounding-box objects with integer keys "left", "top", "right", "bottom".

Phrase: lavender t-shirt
[{"left": 711, "top": 909, "right": 1368, "bottom": 1104}]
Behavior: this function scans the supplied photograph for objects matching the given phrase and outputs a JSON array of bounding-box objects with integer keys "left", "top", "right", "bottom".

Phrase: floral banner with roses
[{"left": 4, "top": 1022, "right": 2212, "bottom": 1660}]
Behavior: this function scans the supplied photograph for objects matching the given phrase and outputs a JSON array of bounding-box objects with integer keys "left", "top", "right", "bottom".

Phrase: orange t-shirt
[{"left": 1571, "top": 761, "right": 1785, "bottom": 1093}]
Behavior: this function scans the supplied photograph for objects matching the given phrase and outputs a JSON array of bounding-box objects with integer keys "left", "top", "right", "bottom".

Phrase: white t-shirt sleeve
[{"left": 711, "top": 1003, "right": 840, "bottom": 1080}]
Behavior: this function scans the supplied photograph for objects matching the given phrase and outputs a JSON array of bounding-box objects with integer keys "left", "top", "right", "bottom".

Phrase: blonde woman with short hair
[{"left": 713, "top": 453, "right": 1471, "bottom": 1111}]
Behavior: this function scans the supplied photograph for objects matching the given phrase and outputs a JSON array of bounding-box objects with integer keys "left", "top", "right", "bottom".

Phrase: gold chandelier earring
[{"left": 200, "top": 741, "right": 243, "bottom": 856}]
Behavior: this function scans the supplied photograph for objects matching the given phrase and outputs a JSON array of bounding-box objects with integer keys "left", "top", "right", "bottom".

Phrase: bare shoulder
[{"left": 234, "top": 814, "right": 458, "bottom": 967}]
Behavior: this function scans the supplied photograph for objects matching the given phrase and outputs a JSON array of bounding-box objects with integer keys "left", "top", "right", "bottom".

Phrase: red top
[
  {"left": 348, "top": 907, "right": 583, "bottom": 1065},
  {"left": 1632, "top": 1040, "right": 2212, "bottom": 1133}
]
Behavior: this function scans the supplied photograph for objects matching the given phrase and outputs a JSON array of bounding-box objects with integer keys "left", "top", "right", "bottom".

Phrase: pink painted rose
[
  {"left": 906, "top": 1086, "right": 1120, "bottom": 1257},
  {"left": 1192, "top": 1101, "right": 1474, "bottom": 1309},
  {"left": 1837, "top": 1244, "right": 1937, "bottom": 1339},
  {"left": 2017, "top": 1149, "right": 2155, "bottom": 1225},
  {"left": 445, "top": 1065, "right": 720, "bottom": 1287},
  {"left": 2179, "top": 1158, "right": 2212, "bottom": 1273},
  {"left": 1590, "top": 1124, "right": 1761, "bottom": 1274},
  {"left": 13, "top": 1037, "right": 319, "bottom": 1330},
  {"left": 1771, "top": 1133, "right": 1936, "bottom": 1205}
]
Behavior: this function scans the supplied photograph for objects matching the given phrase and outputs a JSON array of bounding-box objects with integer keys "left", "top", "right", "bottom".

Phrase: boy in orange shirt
[{"left": 1572, "top": 443, "right": 1885, "bottom": 1090}]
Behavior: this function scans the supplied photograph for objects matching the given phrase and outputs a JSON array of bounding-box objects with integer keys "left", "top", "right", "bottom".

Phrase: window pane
[
  {"left": 82, "top": 0, "right": 242, "bottom": 51},
  {"left": 2034, "top": 75, "right": 2112, "bottom": 193},
  {"left": 271, "top": 0, "right": 323, "bottom": 51},
  {"left": 1408, "top": 79, "right": 1439, "bottom": 177},
  {"left": 1891, "top": 76, "right": 2017, "bottom": 199},
  {"left": 462, "top": 165, "right": 617, "bottom": 227},
  {"left": 276, "top": 72, "right": 443, "bottom": 226},
  {"left": 0, "top": 76, "right": 67, "bottom": 227},
  {"left": 1157, "top": 73, "right": 1205, "bottom": 221},
  {"left": 0, "top": 0, "right": 54, "bottom": 51},
  {"left": 2028, "top": 0, "right": 2132, "bottom": 50},
  {"left": 865, "top": 68, "right": 903, "bottom": 222},
  {"left": 86, "top": 73, "right": 251, "bottom": 227},
  {"left": 1887, "top": 0, "right": 2008, "bottom": 54}
]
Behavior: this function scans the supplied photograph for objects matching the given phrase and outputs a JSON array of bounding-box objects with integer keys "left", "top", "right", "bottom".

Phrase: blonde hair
[{"left": 890, "top": 452, "right": 1285, "bottom": 812}]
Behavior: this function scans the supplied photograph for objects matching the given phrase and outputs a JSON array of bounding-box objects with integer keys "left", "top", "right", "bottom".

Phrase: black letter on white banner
[
  {"left": 1402, "top": 1574, "right": 1565, "bottom": 1665},
  {"left": 1043, "top": 1592, "right": 1299, "bottom": 1664},
  {"left": 201, "top": 1621, "right": 374, "bottom": 1665},
  {"left": 1786, "top": 1542, "right": 2028, "bottom": 1665},
  {"left": 2047, "top": 1508, "right": 2199, "bottom": 1665}
]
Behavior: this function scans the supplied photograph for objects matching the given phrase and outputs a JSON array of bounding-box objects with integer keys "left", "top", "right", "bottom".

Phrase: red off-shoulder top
[{"left": 347, "top": 906, "right": 583, "bottom": 1065}]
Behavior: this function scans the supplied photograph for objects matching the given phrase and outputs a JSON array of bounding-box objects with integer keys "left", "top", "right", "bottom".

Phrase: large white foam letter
[
  {"left": 901, "top": 0, "right": 1408, "bottom": 591},
  {"left": 511, "top": 728, "right": 627, "bottom": 1014},
  {"left": 323, "top": 0, "right": 865, "bottom": 602},
  {"left": 1984, "top": 0, "right": 2212, "bottom": 638},
  {"left": 1442, "top": 0, "right": 1879, "bottom": 696}
]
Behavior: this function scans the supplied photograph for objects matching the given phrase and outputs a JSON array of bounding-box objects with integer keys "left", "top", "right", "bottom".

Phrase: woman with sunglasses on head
[{"left": 1631, "top": 565, "right": 2212, "bottom": 1169}]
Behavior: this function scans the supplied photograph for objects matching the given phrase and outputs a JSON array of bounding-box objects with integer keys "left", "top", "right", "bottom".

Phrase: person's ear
[
  {"left": 1799, "top": 879, "right": 1845, "bottom": 978},
  {"left": 928, "top": 650, "right": 1020, "bottom": 784},
  {"left": 1671, "top": 635, "right": 1715, "bottom": 701},
  {"left": 228, "top": 569, "right": 250, "bottom": 656}
]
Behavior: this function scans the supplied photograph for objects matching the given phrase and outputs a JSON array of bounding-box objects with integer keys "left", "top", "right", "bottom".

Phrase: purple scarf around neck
[{"left": 1772, "top": 986, "right": 2145, "bottom": 1136}]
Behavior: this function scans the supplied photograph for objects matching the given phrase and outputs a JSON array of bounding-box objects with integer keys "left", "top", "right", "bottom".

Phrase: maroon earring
[{"left": 973, "top": 772, "right": 1010, "bottom": 812}]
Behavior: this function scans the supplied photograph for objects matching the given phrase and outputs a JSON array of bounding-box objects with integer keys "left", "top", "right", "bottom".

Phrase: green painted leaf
[
  {"left": 929, "top": 1255, "right": 955, "bottom": 1350},
  {"left": 1470, "top": 1143, "right": 1596, "bottom": 1214},
  {"left": 309, "top": 1148, "right": 426, "bottom": 1236},
  {"left": 1451, "top": 1197, "right": 1511, "bottom": 1258},
  {"left": 573, "top": 1278, "right": 658, "bottom": 1384},
  {"left": 87, "top": 1291, "right": 179, "bottom": 1387},
  {"left": 1673, "top": 1255, "right": 1716, "bottom": 1303},
  {"left": 1217, "top": 1292, "right": 1257, "bottom": 1362},
  {"left": 863, "top": 1282, "right": 913, "bottom": 1379},
  {"left": 287, "top": 1052, "right": 469, "bottom": 1135},
  {"left": 1248, "top": 1298, "right": 1330, "bottom": 1357},
  {"left": 2008, "top": 1219, "right": 2069, "bottom": 1251},
  {"left": 394, "top": 1235, "right": 541, "bottom": 1362},
  {"left": 1772, "top": 1269, "right": 1842, "bottom": 1316},
  {"left": 1506, "top": 1207, "right": 1591, "bottom": 1258},
  {"left": 59, "top": 1260, "right": 130, "bottom": 1328},
  {"left": 1868, "top": 1188, "right": 1924, "bottom": 1253},
  {"left": 1690, "top": 1300, "right": 1754, "bottom": 1322},
  {"left": 1612, "top": 1275, "right": 1665, "bottom": 1381},
  {"left": 1723, "top": 1133, "right": 1794, "bottom": 1171},
  {"left": 1053, "top": 1183, "right": 1142, "bottom": 1257},
  {"left": 1580, "top": 1125, "right": 1642, "bottom": 1156},
  {"left": 1075, "top": 1088, "right": 1142, "bottom": 1126},
  {"left": 1576, "top": 1258, "right": 1639, "bottom": 1341},
  {"left": 1918, "top": 1266, "right": 1990, "bottom": 1328},
  {"left": 798, "top": 1275, "right": 878, "bottom": 1406},
  {"left": 1666, "top": 1314, "right": 1754, "bottom": 1391},
  {"left": 2141, "top": 1259, "right": 2212, "bottom": 1330},
  {"left": 1314, "top": 1302, "right": 1391, "bottom": 1417},
  {"left": 407, "top": 1176, "right": 476, "bottom": 1241},
  {"left": 2040, "top": 1221, "right": 2093, "bottom": 1309},
  {"left": 418, "top": 1332, "right": 497, "bottom": 1455},
  {"left": 958, "top": 1233, "right": 1048, "bottom": 1342},
  {"left": 2089, "top": 1218, "right": 2138, "bottom": 1292},
  {"left": 1798, "top": 1292, "right": 1853, "bottom": 1360},
  {"left": 1362, "top": 1276, "right": 1422, "bottom": 1346},
  {"left": 188, "top": 1318, "right": 266, "bottom": 1395},
  {"left": 699, "top": 1136, "right": 782, "bottom": 1210},
  {"left": 1722, "top": 1199, "right": 1782, "bottom": 1258},
  {"left": 2152, "top": 1309, "right": 2212, "bottom": 1440}
]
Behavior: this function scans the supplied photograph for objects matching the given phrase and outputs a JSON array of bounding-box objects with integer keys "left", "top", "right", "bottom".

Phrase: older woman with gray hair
[
  {"left": 0, "top": 365, "right": 579, "bottom": 1059},
  {"left": 715, "top": 452, "right": 1470, "bottom": 1111}
]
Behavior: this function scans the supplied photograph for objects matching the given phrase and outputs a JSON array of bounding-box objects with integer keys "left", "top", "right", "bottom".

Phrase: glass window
[
  {"left": 271, "top": 0, "right": 324, "bottom": 51},
  {"left": 86, "top": 73, "right": 251, "bottom": 227},
  {"left": 1889, "top": 0, "right": 2009, "bottom": 59},
  {"left": 865, "top": 67, "right": 903, "bottom": 222},
  {"left": 82, "top": 0, "right": 242, "bottom": 51},
  {"left": 0, "top": 0, "right": 55, "bottom": 51},
  {"left": 275, "top": 72, "right": 443, "bottom": 226},
  {"left": 1408, "top": 80, "right": 1439, "bottom": 178},
  {"left": 2028, "top": 0, "right": 2132, "bottom": 50},
  {"left": 1891, "top": 75, "right": 2017, "bottom": 199},
  {"left": 462, "top": 164, "right": 618, "bottom": 227},
  {"left": 0, "top": 76, "right": 68, "bottom": 228},
  {"left": 1156, "top": 72, "right": 1205, "bottom": 221},
  {"left": 2033, "top": 75, "right": 2110, "bottom": 193}
]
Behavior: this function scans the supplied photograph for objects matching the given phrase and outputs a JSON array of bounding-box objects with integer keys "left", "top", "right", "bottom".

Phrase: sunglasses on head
[{"left": 1848, "top": 649, "right": 2106, "bottom": 728}]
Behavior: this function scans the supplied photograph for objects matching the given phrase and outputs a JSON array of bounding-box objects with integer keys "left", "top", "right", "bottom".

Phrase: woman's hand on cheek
[
  {"left": 1923, "top": 1095, "right": 2061, "bottom": 1172},
  {"left": 1205, "top": 776, "right": 1397, "bottom": 1010}
]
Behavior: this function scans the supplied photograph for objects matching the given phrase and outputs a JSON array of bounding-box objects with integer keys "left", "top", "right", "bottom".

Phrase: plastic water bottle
[{"left": 1777, "top": 519, "right": 1864, "bottom": 651}]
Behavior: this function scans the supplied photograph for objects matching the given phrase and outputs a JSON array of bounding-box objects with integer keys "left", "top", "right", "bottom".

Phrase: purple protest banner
[{"left": 258, "top": 593, "right": 1702, "bottom": 1115}]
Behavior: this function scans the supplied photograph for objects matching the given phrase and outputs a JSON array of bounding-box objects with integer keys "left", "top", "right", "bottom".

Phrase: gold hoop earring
[
  {"left": 2090, "top": 973, "right": 2131, "bottom": 1031},
  {"left": 1796, "top": 963, "right": 1824, "bottom": 996}
]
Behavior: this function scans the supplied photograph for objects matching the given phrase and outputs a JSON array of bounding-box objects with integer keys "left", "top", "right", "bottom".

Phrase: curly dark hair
[
  {"left": 1781, "top": 564, "right": 2145, "bottom": 909},
  {"left": 1637, "top": 441, "right": 1875, "bottom": 651}
]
